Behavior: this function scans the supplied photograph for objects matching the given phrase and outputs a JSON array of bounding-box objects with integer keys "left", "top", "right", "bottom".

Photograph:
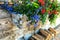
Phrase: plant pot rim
[
  {"left": 0, "top": 1, "right": 4, "bottom": 4},
  {"left": 8, "top": 2, "right": 14, "bottom": 5}
]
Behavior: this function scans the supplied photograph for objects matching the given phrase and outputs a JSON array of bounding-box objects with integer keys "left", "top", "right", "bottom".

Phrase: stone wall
[
  {"left": 0, "top": 0, "right": 8, "bottom": 2},
  {"left": 0, "top": 0, "right": 17, "bottom": 2}
]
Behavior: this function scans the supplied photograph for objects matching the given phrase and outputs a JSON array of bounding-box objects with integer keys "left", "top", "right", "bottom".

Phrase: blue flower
[
  {"left": 0, "top": 4, "right": 5, "bottom": 8},
  {"left": 4, "top": 4, "right": 8, "bottom": 10},
  {"left": 34, "top": 23, "right": 38, "bottom": 27},
  {"left": 6, "top": 6, "right": 13, "bottom": 12},
  {"left": 14, "top": 3, "right": 18, "bottom": 6},
  {"left": 33, "top": 14, "right": 40, "bottom": 21}
]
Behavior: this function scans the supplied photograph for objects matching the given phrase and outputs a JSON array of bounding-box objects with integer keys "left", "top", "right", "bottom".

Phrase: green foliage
[
  {"left": 40, "top": 13, "right": 48, "bottom": 24},
  {"left": 48, "top": 0, "right": 60, "bottom": 24},
  {"left": 13, "top": 1, "right": 40, "bottom": 21},
  {"left": 13, "top": 0, "right": 60, "bottom": 24},
  {"left": 49, "top": 14, "right": 57, "bottom": 24}
]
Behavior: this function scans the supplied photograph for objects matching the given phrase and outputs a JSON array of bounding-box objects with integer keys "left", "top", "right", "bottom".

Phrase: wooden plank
[
  {"left": 30, "top": 37, "right": 35, "bottom": 40},
  {"left": 35, "top": 34, "right": 44, "bottom": 40},
  {"left": 45, "top": 30, "right": 53, "bottom": 40},
  {"left": 39, "top": 29, "right": 51, "bottom": 40},
  {"left": 45, "top": 30, "right": 52, "bottom": 36},
  {"left": 48, "top": 27, "right": 57, "bottom": 36},
  {"left": 32, "top": 35, "right": 40, "bottom": 40}
]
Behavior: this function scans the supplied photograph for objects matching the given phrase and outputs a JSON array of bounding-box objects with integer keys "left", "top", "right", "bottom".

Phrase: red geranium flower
[
  {"left": 38, "top": 0, "right": 43, "bottom": 3},
  {"left": 52, "top": 10, "right": 58, "bottom": 14},
  {"left": 41, "top": 9, "right": 46, "bottom": 14},
  {"left": 41, "top": 1, "right": 45, "bottom": 6},
  {"left": 38, "top": 0, "right": 45, "bottom": 6},
  {"left": 48, "top": 11, "right": 52, "bottom": 15},
  {"left": 54, "top": 10, "right": 58, "bottom": 14}
]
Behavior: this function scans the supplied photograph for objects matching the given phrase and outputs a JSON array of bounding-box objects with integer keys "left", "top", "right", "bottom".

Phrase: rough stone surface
[{"left": 0, "top": 9, "right": 10, "bottom": 19}]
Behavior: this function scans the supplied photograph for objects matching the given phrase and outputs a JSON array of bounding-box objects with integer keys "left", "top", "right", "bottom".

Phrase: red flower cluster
[
  {"left": 38, "top": 0, "right": 45, "bottom": 6},
  {"left": 48, "top": 10, "right": 58, "bottom": 15},
  {"left": 52, "top": 10, "right": 58, "bottom": 14},
  {"left": 48, "top": 11, "right": 52, "bottom": 15},
  {"left": 41, "top": 9, "right": 46, "bottom": 14}
]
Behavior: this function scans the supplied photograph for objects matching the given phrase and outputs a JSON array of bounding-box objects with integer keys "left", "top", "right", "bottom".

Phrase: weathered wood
[
  {"left": 32, "top": 35, "right": 40, "bottom": 40},
  {"left": 45, "top": 30, "right": 53, "bottom": 40},
  {"left": 30, "top": 37, "right": 35, "bottom": 40},
  {"left": 39, "top": 29, "right": 51, "bottom": 40},
  {"left": 35, "top": 34, "right": 44, "bottom": 40},
  {"left": 48, "top": 27, "right": 57, "bottom": 36}
]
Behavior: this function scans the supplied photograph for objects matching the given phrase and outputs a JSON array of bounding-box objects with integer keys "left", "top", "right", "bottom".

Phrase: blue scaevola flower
[
  {"left": 0, "top": 4, "right": 5, "bottom": 8},
  {"left": 33, "top": 14, "right": 40, "bottom": 21},
  {"left": 6, "top": 6, "right": 14, "bottom": 13},
  {"left": 4, "top": 3, "right": 8, "bottom": 10},
  {"left": 14, "top": 3, "right": 18, "bottom": 6},
  {"left": 0, "top": 4, "right": 2, "bottom": 8},
  {"left": 34, "top": 23, "right": 38, "bottom": 27}
]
